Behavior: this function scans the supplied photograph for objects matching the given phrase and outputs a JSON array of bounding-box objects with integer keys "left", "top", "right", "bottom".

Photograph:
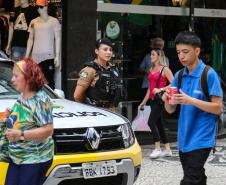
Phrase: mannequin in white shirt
[{"left": 25, "top": 3, "right": 61, "bottom": 88}]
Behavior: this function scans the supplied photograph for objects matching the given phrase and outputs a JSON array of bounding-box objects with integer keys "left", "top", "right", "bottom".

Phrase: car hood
[{"left": 0, "top": 99, "right": 127, "bottom": 129}]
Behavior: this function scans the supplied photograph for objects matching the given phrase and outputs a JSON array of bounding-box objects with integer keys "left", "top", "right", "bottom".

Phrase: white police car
[{"left": 0, "top": 52, "right": 141, "bottom": 185}]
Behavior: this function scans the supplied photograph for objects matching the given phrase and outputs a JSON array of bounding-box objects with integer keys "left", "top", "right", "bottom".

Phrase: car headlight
[{"left": 118, "top": 123, "right": 135, "bottom": 148}]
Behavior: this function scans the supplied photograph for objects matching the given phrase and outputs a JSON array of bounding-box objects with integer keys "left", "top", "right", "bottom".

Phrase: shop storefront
[
  {"left": 95, "top": 1, "right": 226, "bottom": 124},
  {"left": 1, "top": 1, "right": 225, "bottom": 131},
  {"left": 0, "top": 0, "right": 62, "bottom": 89}
]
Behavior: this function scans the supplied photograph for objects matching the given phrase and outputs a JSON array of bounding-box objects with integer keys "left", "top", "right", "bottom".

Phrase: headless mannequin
[
  {"left": 25, "top": 5, "right": 61, "bottom": 88},
  {"left": 26, "top": 6, "right": 61, "bottom": 67},
  {"left": 6, "top": 0, "right": 38, "bottom": 60}
]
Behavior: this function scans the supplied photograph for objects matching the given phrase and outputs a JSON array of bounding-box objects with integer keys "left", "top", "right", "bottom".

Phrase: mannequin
[
  {"left": 25, "top": 0, "right": 61, "bottom": 89},
  {"left": 6, "top": 0, "right": 38, "bottom": 60}
]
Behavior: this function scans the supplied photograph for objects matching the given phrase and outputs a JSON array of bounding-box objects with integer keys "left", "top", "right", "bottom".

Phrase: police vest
[{"left": 84, "top": 61, "right": 121, "bottom": 105}]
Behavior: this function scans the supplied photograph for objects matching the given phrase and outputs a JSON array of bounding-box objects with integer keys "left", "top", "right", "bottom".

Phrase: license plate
[{"left": 82, "top": 160, "right": 117, "bottom": 179}]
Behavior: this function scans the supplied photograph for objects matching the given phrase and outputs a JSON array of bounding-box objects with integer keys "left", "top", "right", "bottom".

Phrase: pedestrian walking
[
  {"left": 3, "top": 58, "right": 54, "bottom": 185},
  {"left": 140, "top": 48, "right": 174, "bottom": 159},
  {"left": 139, "top": 37, "right": 169, "bottom": 97},
  {"left": 163, "top": 31, "right": 223, "bottom": 185}
]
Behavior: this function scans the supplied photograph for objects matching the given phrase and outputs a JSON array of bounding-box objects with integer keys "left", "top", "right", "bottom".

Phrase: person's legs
[
  {"left": 179, "top": 150, "right": 187, "bottom": 176},
  {"left": 179, "top": 148, "right": 211, "bottom": 185},
  {"left": 5, "top": 162, "right": 20, "bottom": 185},
  {"left": 18, "top": 159, "right": 53, "bottom": 185},
  {"left": 156, "top": 109, "right": 172, "bottom": 157},
  {"left": 155, "top": 110, "right": 169, "bottom": 144},
  {"left": 148, "top": 101, "right": 162, "bottom": 143},
  {"left": 155, "top": 109, "right": 172, "bottom": 155},
  {"left": 38, "top": 159, "right": 53, "bottom": 184},
  {"left": 39, "top": 59, "right": 55, "bottom": 89},
  {"left": 148, "top": 101, "right": 163, "bottom": 158}
]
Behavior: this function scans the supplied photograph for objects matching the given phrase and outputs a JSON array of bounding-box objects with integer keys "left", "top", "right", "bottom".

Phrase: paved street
[{"left": 134, "top": 138, "right": 226, "bottom": 185}]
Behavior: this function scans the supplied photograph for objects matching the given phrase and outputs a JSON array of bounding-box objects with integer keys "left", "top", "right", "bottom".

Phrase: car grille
[{"left": 53, "top": 125, "right": 125, "bottom": 154}]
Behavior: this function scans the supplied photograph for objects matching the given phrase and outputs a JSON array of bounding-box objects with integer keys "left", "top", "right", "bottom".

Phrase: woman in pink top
[{"left": 140, "top": 48, "right": 174, "bottom": 159}]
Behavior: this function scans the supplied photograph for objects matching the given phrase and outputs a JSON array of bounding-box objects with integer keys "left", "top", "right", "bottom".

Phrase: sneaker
[
  {"left": 161, "top": 149, "right": 172, "bottom": 157},
  {"left": 149, "top": 149, "right": 162, "bottom": 159}
]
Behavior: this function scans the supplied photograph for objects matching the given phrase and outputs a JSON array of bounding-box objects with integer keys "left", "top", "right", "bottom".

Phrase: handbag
[
  {"left": 132, "top": 106, "right": 151, "bottom": 132},
  {"left": 154, "top": 67, "right": 165, "bottom": 105}
]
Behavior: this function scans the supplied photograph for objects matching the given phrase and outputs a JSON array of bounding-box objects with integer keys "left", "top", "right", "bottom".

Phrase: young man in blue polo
[{"left": 163, "top": 31, "right": 222, "bottom": 185}]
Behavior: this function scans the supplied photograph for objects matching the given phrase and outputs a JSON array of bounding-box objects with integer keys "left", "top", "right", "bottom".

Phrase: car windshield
[{"left": 0, "top": 62, "right": 58, "bottom": 99}]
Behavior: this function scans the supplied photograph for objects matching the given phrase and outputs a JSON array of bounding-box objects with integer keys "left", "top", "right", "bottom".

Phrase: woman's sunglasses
[{"left": 36, "top": 6, "right": 45, "bottom": 9}]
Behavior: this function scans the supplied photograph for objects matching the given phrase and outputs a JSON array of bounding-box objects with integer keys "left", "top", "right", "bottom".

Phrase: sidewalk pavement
[{"left": 134, "top": 138, "right": 226, "bottom": 185}]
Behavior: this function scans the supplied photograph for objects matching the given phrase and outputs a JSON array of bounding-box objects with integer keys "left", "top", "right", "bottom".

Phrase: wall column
[{"left": 62, "top": 0, "right": 97, "bottom": 99}]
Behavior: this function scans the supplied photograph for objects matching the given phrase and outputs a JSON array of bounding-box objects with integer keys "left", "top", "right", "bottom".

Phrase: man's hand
[
  {"left": 162, "top": 90, "right": 169, "bottom": 102},
  {"left": 163, "top": 88, "right": 177, "bottom": 114},
  {"left": 173, "top": 89, "right": 193, "bottom": 105}
]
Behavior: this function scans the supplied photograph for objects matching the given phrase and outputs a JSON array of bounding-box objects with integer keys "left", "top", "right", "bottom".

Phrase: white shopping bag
[{"left": 132, "top": 106, "right": 151, "bottom": 132}]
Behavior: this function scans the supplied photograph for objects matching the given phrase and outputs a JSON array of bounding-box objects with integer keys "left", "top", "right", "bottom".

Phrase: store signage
[{"left": 106, "top": 21, "right": 120, "bottom": 39}]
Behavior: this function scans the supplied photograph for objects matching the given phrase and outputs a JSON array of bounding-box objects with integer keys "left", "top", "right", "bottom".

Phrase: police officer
[{"left": 74, "top": 38, "right": 121, "bottom": 110}]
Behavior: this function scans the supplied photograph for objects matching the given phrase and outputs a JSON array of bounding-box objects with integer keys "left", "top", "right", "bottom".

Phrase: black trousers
[
  {"left": 179, "top": 148, "right": 212, "bottom": 185},
  {"left": 148, "top": 99, "right": 169, "bottom": 144},
  {"left": 5, "top": 159, "right": 53, "bottom": 185},
  {"left": 39, "top": 59, "right": 55, "bottom": 89}
]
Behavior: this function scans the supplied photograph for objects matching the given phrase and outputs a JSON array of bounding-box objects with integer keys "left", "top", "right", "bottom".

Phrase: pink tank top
[{"left": 148, "top": 68, "right": 167, "bottom": 99}]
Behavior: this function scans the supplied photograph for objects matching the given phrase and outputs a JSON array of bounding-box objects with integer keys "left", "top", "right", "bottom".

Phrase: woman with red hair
[{"left": 4, "top": 58, "right": 54, "bottom": 185}]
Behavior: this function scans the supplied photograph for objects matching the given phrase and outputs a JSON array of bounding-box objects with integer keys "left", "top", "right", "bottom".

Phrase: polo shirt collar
[{"left": 182, "top": 59, "right": 205, "bottom": 77}]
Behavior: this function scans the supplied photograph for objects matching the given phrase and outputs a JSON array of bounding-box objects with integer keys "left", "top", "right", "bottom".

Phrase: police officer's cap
[{"left": 96, "top": 38, "right": 113, "bottom": 49}]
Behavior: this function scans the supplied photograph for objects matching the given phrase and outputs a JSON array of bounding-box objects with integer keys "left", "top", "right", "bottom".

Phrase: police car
[{"left": 0, "top": 52, "right": 141, "bottom": 185}]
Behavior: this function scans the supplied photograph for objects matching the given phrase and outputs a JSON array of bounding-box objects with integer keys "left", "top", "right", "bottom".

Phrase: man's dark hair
[{"left": 175, "top": 31, "right": 201, "bottom": 48}]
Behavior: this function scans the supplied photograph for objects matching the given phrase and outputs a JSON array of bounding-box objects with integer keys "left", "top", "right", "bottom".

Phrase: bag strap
[
  {"left": 178, "top": 69, "right": 183, "bottom": 89},
  {"left": 177, "top": 65, "right": 211, "bottom": 102},
  {"left": 155, "top": 66, "right": 165, "bottom": 88},
  {"left": 201, "top": 65, "right": 211, "bottom": 101}
]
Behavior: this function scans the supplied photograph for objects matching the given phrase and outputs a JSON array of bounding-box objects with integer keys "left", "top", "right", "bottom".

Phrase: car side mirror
[{"left": 54, "top": 89, "right": 65, "bottom": 99}]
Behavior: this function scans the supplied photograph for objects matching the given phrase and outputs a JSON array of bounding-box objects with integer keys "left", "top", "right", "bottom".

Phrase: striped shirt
[{"left": 7, "top": 90, "right": 54, "bottom": 164}]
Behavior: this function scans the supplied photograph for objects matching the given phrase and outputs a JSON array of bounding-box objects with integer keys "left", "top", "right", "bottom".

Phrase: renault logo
[{"left": 85, "top": 128, "right": 100, "bottom": 150}]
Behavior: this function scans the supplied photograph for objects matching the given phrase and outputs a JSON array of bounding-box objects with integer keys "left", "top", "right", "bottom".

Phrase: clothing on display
[
  {"left": 28, "top": 16, "right": 61, "bottom": 63},
  {"left": 25, "top": 4, "right": 61, "bottom": 89},
  {"left": 9, "top": 5, "right": 38, "bottom": 48}
]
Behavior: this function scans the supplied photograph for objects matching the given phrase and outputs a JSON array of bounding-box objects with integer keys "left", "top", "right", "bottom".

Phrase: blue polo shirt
[{"left": 172, "top": 60, "right": 222, "bottom": 152}]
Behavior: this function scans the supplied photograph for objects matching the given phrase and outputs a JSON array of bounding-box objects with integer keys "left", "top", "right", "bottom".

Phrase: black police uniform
[{"left": 84, "top": 61, "right": 122, "bottom": 108}]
